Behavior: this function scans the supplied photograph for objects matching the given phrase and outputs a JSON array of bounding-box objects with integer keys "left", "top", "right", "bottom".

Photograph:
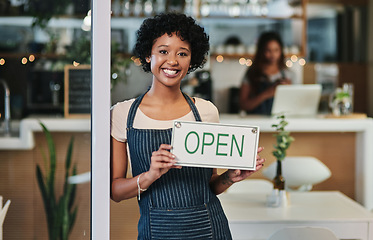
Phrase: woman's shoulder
[
  {"left": 194, "top": 97, "right": 219, "bottom": 123},
  {"left": 110, "top": 98, "right": 136, "bottom": 142},
  {"left": 111, "top": 99, "right": 136, "bottom": 114},
  {"left": 110, "top": 98, "right": 136, "bottom": 126}
]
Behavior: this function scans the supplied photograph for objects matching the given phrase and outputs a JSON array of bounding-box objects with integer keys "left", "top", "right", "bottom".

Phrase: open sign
[{"left": 171, "top": 121, "right": 260, "bottom": 170}]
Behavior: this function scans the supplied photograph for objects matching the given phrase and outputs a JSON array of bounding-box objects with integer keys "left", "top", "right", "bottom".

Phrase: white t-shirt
[
  {"left": 242, "top": 69, "right": 294, "bottom": 85},
  {"left": 110, "top": 97, "right": 219, "bottom": 142}
]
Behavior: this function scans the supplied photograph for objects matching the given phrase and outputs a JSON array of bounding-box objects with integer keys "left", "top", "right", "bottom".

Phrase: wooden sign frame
[{"left": 64, "top": 64, "right": 91, "bottom": 118}]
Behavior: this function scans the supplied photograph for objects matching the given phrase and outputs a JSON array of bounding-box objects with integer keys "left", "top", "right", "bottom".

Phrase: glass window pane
[{"left": 0, "top": 0, "right": 91, "bottom": 238}]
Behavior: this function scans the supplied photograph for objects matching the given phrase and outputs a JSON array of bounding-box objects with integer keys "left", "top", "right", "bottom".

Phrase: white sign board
[{"left": 171, "top": 121, "right": 260, "bottom": 170}]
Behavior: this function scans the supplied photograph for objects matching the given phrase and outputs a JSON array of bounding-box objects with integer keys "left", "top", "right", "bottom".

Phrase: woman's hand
[
  {"left": 147, "top": 144, "right": 181, "bottom": 181},
  {"left": 263, "top": 78, "right": 291, "bottom": 99},
  {"left": 262, "top": 85, "right": 278, "bottom": 99},
  {"left": 278, "top": 78, "right": 291, "bottom": 85},
  {"left": 225, "top": 146, "right": 266, "bottom": 184}
]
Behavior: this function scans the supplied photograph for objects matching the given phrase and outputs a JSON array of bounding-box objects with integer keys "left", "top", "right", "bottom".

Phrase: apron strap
[
  {"left": 127, "top": 92, "right": 147, "bottom": 129},
  {"left": 182, "top": 92, "right": 202, "bottom": 122},
  {"left": 127, "top": 90, "right": 203, "bottom": 129}
]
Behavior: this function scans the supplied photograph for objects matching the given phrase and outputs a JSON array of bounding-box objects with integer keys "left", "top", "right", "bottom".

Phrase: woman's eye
[
  {"left": 179, "top": 52, "right": 188, "bottom": 57},
  {"left": 159, "top": 50, "right": 167, "bottom": 54}
]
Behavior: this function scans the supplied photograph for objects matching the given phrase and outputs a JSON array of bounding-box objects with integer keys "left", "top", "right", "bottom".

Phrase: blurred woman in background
[{"left": 239, "top": 31, "right": 293, "bottom": 115}]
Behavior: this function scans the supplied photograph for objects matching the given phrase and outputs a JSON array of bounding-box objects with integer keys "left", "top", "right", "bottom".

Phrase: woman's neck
[
  {"left": 140, "top": 82, "right": 191, "bottom": 121},
  {"left": 147, "top": 83, "right": 184, "bottom": 105}
]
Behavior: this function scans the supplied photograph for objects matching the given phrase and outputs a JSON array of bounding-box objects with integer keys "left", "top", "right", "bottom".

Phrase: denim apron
[{"left": 126, "top": 91, "right": 232, "bottom": 240}]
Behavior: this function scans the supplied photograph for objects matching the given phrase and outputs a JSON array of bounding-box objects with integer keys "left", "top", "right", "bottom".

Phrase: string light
[
  {"left": 73, "top": 61, "right": 80, "bottom": 67},
  {"left": 290, "top": 55, "right": 298, "bottom": 62},
  {"left": 21, "top": 57, "right": 27, "bottom": 65},
  {"left": 246, "top": 59, "right": 253, "bottom": 66},
  {"left": 216, "top": 55, "right": 224, "bottom": 63},
  {"left": 298, "top": 58, "right": 306, "bottom": 66},
  {"left": 29, "top": 55, "right": 35, "bottom": 62},
  {"left": 239, "top": 58, "right": 246, "bottom": 65},
  {"left": 0, "top": 58, "right": 5, "bottom": 65},
  {"left": 286, "top": 60, "right": 293, "bottom": 68}
]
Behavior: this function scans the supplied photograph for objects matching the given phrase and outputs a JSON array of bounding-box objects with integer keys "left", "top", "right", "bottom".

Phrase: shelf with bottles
[
  {"left": 0, "top": 16, "right": 88, "bottom": 28},
  {"left": 197, "top": 0, "right": 305, "bottom": 19},
  {"left": 110, "top": 1, "right": 307, "bottom": 59},
  {"left": 0, "top": 13, "right": 92, "bottom": 65},
  {"left": 110, "top": 0, "right": 305, "bottom": 19}
]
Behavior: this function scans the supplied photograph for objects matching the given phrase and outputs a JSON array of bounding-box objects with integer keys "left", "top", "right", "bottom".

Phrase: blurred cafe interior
[{"left": 1, "top": 0, "right": 373, "bottom": 239}]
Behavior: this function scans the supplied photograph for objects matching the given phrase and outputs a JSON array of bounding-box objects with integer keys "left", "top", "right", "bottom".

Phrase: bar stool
[{"left": 262, "top": 156, "right": 331, "bottom": 191}]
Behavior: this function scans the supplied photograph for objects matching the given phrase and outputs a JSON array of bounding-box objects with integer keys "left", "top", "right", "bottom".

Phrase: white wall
[
  {"left": 111, "top": 64, "right": 152, "bottom": 105},
  {"left": 210, "top": 59, "right": 247, "bottom": 113}
]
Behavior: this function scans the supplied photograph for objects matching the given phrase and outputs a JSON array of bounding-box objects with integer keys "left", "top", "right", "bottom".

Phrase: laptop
[{"left": 271, "top": 84, "right": 322, "bottom": 117}]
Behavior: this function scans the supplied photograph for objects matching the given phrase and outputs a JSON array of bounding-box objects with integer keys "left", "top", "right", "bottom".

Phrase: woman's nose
[{"left": 167, "top": 56, "right": 178, "bottom": 65}]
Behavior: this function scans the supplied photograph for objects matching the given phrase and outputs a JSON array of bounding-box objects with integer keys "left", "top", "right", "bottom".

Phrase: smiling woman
[
  {"left": 110, "top": 12, "right": 265, "bottom": 240},
  {"left": 146, "top": 33, "right": 192, "bottom": 90}
]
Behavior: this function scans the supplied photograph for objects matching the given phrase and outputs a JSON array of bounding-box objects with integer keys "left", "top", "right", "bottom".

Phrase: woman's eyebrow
[
  {"left": 156, "top": 45, "right": 190, "bottom": 52},
  {"left": 157, "top": 44, "right": 169, "bottom": 48},
  {"left": 180, "top": 47, "right": 191, "bottom": 52}
]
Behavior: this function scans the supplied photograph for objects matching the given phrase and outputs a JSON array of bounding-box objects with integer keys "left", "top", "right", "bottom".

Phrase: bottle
[
  {"left": 273, "top": 160, "right": 288, "bottom": 207},
  {"left": 273, "top": 160, "right": 285, "bottom": 190}
]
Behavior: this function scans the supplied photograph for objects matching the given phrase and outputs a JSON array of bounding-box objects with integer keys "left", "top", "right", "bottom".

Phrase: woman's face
[
  {"left": 148, "top": 33, "right": 191, "bottom": 88},
  {"left": 263, "top": 40, "right": 282, "bottom": 64}
]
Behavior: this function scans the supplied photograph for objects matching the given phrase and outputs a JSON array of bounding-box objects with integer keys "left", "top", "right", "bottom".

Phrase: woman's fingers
[
  {"left": 159, "top": 144, "right": 172, "bottom": 151},
  {"left": 171, "top": 165, "right": 182, "bottom": 169},
  {"left": 151, "top": 144, "right": 178, "bottom": 168},
  {"left": 152, "top": 149, "right": 175, "bottom": 159},
  {"left": 257, "top": 146, "right": 264, "bottom": 154},
  {"left": 256, "top": 157, "right": 265, "bottom": 165},
  {"left": 152, "top": 154, "right": 176, "bottom": 165}
]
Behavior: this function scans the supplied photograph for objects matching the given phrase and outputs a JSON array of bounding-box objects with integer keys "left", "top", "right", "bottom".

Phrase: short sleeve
[
  {"left": 241, "top": 69, "right": 250, "bottom": 85},
  {"left": 110, "top": 99, "right": 135, "bottom": 142},
  {"left": 284, "top": 68, "right": 295, "bottom": 83},
  {"left": 194, "top": 98, "right": 220, "bottom": 123}
]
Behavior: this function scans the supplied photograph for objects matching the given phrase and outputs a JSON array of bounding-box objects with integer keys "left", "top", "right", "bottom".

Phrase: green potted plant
[
  {"left": 36, "top": 122, "right": 77, "bottom": 240},
  {"left": 271, "top": 114, "right": 295, "bottom": 190},
  {"left": 329, "top": 87, "right": 353, "bottom": 116}
]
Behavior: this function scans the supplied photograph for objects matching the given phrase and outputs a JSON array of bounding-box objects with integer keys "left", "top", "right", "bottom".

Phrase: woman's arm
[
  {"left": 209, "top": 147, "right": 265, "bottom": 195},
  {"left": 111, "top": 137, "right": 144, "bottom": 202},
  {"left": 239, "top": 83, "right": 276, "bottom": 112},
  {"left": 111, "top": 137, "right": 180, "bottom": 202}
]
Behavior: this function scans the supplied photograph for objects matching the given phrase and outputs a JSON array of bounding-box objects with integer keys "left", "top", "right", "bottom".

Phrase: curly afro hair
[{"left": 133, "top": 13, "right": 210, "bottom": 73}]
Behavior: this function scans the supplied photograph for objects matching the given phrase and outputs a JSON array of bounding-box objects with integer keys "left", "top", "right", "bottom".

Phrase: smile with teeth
[{"left": 162, "top": 68, "right": 180, "bottom": 76}]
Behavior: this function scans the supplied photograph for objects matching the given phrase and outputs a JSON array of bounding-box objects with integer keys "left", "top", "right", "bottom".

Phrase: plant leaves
[
  {"left": 40, "top": 122, "right": 56, "bottom": 203},
  {"left": 65, "top": 136, "right": 74, "bottom": 171},
  {"left": 68, "top": 165, "right": 77, "bottom": 210},
  {"left": 271, "top": 114, "right": 295, "bottom": 161},
  {"left": 69, "top": 207, "right": 78, "bottom": 234},
  {"left": 37, "top": 122, "right": 78, "bottom": 240}
]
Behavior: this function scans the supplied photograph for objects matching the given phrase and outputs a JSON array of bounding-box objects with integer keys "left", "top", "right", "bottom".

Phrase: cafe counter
[
  {"left": 1, "top": 114, "right": 373, "bottom": 210},
  {"left": 0, "top": 118, "right": 90, "bottom": 150},
  {"left": 220, "top": 114, "right": 373, "bottom": 210}
]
